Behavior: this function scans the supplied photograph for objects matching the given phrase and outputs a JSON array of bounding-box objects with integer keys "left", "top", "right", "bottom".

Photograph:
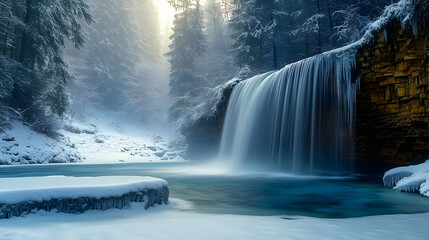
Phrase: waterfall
[{"left": 220, "top": 50, "right": 359, "bottom": 174}]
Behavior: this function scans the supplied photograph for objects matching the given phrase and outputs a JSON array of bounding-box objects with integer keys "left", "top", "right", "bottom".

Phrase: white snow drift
[
  {"left": 0, "top": 176, "right": 167, "bottom": 204},
  {"left": 0, "top": 112, "right": 187, "bottom": 165},
  {"left": 1, "top": 199, "right": 429, "bottom": 240},
  {"left": 384, "top": 160, "right": 429, "bottom": 197},
  {"left": 0, "top": 121, "right": 82, "bottom": 165}
]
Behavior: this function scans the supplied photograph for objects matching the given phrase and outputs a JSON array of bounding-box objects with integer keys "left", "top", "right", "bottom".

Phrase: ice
[
  {"left": 358, "top": 0, "right": 419, "bottom": 45},
  {"left": 383, "top": 170, "right": 414, "bottom": 188},
  {"left": 0, "top": 201, "right": 429, "bottom": 240},
  {"left": 384, "top": 160, "right": 429, "bottom": 197},
  {"left": 0, "top": 176, "right": 169, "bottom": 219}
]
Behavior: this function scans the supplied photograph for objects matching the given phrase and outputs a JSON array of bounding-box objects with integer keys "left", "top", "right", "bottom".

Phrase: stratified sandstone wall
[{"left": 356, "top": 21, "right": 429, "bottom": 166}]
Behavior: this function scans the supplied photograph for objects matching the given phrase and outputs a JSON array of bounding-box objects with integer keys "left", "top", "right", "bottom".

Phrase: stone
[{"left": 356, "top": 20, "right": 429, "bottom": 167}]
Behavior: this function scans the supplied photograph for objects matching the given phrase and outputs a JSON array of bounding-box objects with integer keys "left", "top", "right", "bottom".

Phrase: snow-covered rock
[
  {"left": 0, "top": 122, "right": 82, "bottom": 165},
  {"left": 61, "top": 117, "right": 187, "bottom": 164},
  {"left": 63, "top": 121, "right": 96, "bottom": 134},
  {"left": 383, "top": 160, "right": 429, "bottom": 197},
  {"left": 0, "top": 176, "right": 169, "bottom": 219}
]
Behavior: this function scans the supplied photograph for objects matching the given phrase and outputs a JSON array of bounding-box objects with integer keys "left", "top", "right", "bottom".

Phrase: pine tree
[
  {"left": 198, "top": 0, "right": 237, "bottom": 86},
  {"left": 0, "top": 0, "right": 92, "bottom": 133},
  {"left": 229, "top": 0, "right": 262, "bottom": 69},
  {"left": 228, "top": 0, "right": 392, "bottom": 70},
  {"left": 65, "top": 0, "right": 162, "bottom": 112},
  {"left": 166, "top": 0, "right": 207, "bottom": 97}
]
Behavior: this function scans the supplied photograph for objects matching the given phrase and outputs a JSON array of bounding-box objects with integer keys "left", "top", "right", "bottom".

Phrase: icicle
[
  {"left": 383, "top": 171, "right": 413, "bottom": 187},
  {"left": 0, "top": 186, "right": 169, "bottom": 219}
]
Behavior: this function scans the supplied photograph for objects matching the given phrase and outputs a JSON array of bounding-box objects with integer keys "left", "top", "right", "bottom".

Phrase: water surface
[{"left": 1, "top": 162, "right": 428, "bottom": 218}]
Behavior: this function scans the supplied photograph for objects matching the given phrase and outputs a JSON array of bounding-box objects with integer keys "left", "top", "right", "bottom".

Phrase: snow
[
  {"left": 384, "top": 160, "right": 429, "bottom": 197},
  {"left": 0, "top": 121, "right": 82, "bottom": 165},
  {"left": 61, "top": 112, "right": 187, "bottom": 164},
  {"left": 360, "top": 0, "right": 419, "bottom": 42},
  {"left": 330, "top": 0, "right": 419, "bottom": 53},
  {"left": 0, "top": 110, "right": 188, "bottom": 165},
  {"left": 0, "top": 199, "right": 428, "bottom": 240},
  {"left": 0, "top": 176, "right": 167, "bottom": 205},
  {"left": 177, "top": 66, "right": 255, "bottom": 128},
  {"left": 186, "top": 0, "right": 419, "bottom": 131},
  {"left": 0, "top": 176, "right": 169, "bottom": 219}
]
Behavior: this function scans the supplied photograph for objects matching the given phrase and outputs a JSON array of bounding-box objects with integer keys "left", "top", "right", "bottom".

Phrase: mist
[{"left": 1, "top": 0, "right": 429, "bottom": 239}]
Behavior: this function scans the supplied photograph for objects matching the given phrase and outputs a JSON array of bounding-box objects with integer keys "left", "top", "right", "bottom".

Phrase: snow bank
[
  {"left": 0, "top": 122, "right": 82, "bottom": 165},
  {"left": 0, "top": 176, "right": 169, "bottom": 219},
  {"left": 1, "top": 199, "right": 429, "bottom": 240},
  {"left": 0, "top": 109, "right": 188, "bottom": 165},
  {"left": 383, "top": 160, "right": 429, "bottom": 197},
  {"left": 62, "top": 114, "right": 187, "bottom": 164}
]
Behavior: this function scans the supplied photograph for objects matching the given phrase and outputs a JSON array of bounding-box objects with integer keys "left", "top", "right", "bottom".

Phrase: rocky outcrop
[
  {"left": 356, "top": 21, "right": 429, "bottom": 166},
  {"left": 0, "top": 186, "right": 169, "bottom": 219},
  {"left": 183, "top": 8, "right": 429, "bottom": 172},
  {"left": 181, "top": 81, "right": 236, "bottom": 159},
  {"left": 0, "top": 176, "right": 169, "bottom": 219}
]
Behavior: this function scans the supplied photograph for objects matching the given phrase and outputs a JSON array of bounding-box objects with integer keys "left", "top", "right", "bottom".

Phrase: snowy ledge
[
  {"left": 0, "top": 176, "right": 169, "bottom": 219},
  {"left": 383, "top": 160, "right": 429, "bottom": 197}
]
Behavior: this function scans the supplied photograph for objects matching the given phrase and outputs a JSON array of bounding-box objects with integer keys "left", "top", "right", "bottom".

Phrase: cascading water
[{"left": 220, "top": 50, "right": 359, "bottom": 174}]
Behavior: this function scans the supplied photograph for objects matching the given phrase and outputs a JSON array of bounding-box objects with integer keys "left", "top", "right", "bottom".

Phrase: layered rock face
[{"left": 356, "top": 21, "right": 429, "bottom": 166}]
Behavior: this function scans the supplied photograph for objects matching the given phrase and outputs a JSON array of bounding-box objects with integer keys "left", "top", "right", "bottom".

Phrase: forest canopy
[{"left": 0, "top": 0, "right": 409, "bottom": 133}]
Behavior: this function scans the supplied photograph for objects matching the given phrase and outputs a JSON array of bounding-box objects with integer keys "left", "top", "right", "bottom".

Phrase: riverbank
[{"left": 1, "top": 198, "right": 428, "bottom": 240}]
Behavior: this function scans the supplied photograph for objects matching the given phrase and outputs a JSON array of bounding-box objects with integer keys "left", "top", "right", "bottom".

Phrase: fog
[{"left": 65, "top": 0, "right": 172, "bottom": 130}]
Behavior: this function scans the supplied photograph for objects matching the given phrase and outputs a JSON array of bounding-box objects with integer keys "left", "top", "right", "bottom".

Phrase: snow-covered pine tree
[
  {"left": 198, "top": 0, "right": 237, "bottom": 87},
  {"left": 166, "top": 0, "right": 207, "bottom": 97},
  {"left": 65, "top": 0, "right": 162, "bottom": 114},
  {"left": 0, "top": 0, "right": 92, "bottom": 134},
  {"left": 229, "top": 0, "right": 263, "bottom": 69},
  {"left": 229, "top": 0, "right": 392, "bottom": 71}
]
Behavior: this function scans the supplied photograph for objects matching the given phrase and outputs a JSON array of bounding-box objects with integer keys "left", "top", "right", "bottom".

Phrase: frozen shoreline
[
  {"left": 1, "top": 198, "right": 428, "bottom": 240},
  {"left": 0, "top": 176, "right": 169, "bottom": 219}
]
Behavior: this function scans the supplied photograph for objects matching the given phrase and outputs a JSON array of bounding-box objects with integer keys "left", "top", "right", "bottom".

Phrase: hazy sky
[
  {"left": 154, "top": 0, "right": 207, "bottom": 34},
  {"left": 154, "top": 0, "right": 175, "bottom": 33}
]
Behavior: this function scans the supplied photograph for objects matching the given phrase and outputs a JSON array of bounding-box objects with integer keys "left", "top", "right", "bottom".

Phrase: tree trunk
[
  {"left": 272, "top": 39, "right": 278, "bottom": 69},
  {"left": 2, "top": 12, "right": 11, "bottom": 56},
  {"left": 316, "top": 0, "right": 322, "bottom": 54},
  {"left": 326, "top": 0, "right": 334, "bottom": 48},
  {"left": 19, "top": 0, "right": 33, "bottom": 67}
]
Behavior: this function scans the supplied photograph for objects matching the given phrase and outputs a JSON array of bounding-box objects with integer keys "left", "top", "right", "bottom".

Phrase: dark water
[{"left": 1, "top": 162, "right": 428, "bottom": 218}]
